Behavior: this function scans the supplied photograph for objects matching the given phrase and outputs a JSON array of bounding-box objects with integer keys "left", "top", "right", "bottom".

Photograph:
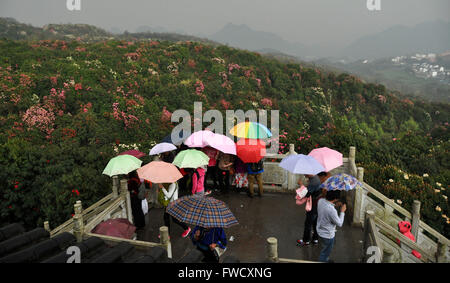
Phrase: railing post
[
  {"left": 362, "top": 210, "right": 375, "bottom": 262},
  {"left": 160, "top": 226, "right": 172, "bottom": 259},
  {"left": 349, "top": 146, "right": 355, "bottom": 161},
  {"left": 382, "top": 248, "right": 395, "bottom": 263},
  {"left": 112, "top": 176, "right": 119, "bottom": 198},
  {"left": 267, "top": 237, "right": 278, "bottom": 262},
  {"left": 384, "top": 203, "right": 394, "bottom": 224},
  {"left": 352, "top": 168, "right": 365, "bottom": 227},
  {"left": 120, "top": 179, "right": 133, "bottom": 223},
  {"left": 357, "top": 167, "right": 364, "bottom": 182},
  {"left": 73, "top": 201, "right": 84, "bottom": 242},
  {"left": 44, "top": 221, "right": 50, "bottom": 232},
  {"left": 287, "top": 144, "right": 297, "bottom": 190},
  {"left": 436, "top": 240, "right": 447, "bottom": 263},
  {"left": 411, "top": 200, "right": 420, "bottom": 241}
]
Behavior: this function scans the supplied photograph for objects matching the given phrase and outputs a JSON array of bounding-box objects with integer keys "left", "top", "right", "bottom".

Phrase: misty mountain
[
  {"left": 209, "top": 23, "right": 311, "bottom": 59},
  {"left": 0, "top": 17, "right": 214, "bottom": 45},
  {"left": 340, "top": 20, "right": 450, "bottom": 61}
]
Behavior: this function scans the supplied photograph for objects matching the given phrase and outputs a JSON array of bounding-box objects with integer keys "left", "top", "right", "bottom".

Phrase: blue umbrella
[
  {"left": 320, "top": 173, "right": 363, "bottom": 191},
  {"left": 279, "top": 154, "right": 326, "bottom": 175},
  {"left": 161, "top": 130, "right": 187, "bottom": 146}
]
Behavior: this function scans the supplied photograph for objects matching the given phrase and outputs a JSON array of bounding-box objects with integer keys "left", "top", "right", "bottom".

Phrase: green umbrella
[
  {"left": 172, "top": 149, "right": 210, "bottom": 169},
  {"left": 102, "top": 155, "right": 143, "bottom": 177}
]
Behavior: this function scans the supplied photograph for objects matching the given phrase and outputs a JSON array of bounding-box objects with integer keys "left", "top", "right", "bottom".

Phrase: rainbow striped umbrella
[
  {"left": 166, "top": 195, "right": 238, "bottom": 228},
  {"left": 229, "top": 122, "right": 272, "bottom": 139}
]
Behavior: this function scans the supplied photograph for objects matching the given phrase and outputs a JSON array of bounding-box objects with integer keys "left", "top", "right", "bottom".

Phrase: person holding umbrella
[
  {"left": 296, "top": 173, "right": 323, "bottom": 246},
  {"left": 158, "top": 182, "right": 191, "bottom": 238},
  {"left": 316, "top": 173, "right": 360, "bottom": 262},
  {"left": 316, "top": 190, "right": 346, "bottom": 262},
  {"left": 127, "top": 171, "right": 146, "bottom": 229},
  {"left": 166, "top": 194, "right": 238, "bottom": 262},
  {"left": 217, "top": 152, "right": 235, "bottom": 194},
  {"left": 246, "top": 159, "right": 264, "bottom": 198},
  {"left": 201, "top": 146, "right": 220, "bottom": 192},
  {"left": 191, "top": 226, "right": 227, "bottom": 263}
]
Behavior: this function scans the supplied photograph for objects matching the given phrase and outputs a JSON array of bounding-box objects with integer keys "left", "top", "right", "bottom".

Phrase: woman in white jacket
[{"left": 158, "top": 183, "right": 191, "bottom": 238}]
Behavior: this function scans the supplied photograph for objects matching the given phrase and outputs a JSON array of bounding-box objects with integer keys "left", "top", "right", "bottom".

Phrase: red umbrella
[
  {"left": 118, "top": 150, "right": 146, "bottom": 159},
  {"left": 236, "top": 138, "right": 266, "bottom": 163},
  {"left": 91, "top": 218, "right": 136, "bottom": 239}
]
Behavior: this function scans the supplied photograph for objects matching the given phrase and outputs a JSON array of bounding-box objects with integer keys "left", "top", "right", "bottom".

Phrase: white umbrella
[{"left": 149, "top": 142, "right": 177, "bottom": 155}]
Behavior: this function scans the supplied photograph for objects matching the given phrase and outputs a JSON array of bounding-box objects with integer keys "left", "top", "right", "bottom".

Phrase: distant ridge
[
  {"left": 340, "top": 20, "right": 450, "bottom": 60},
  {"left": 0, "top": 17, "right": 216, "bottom": 44}
]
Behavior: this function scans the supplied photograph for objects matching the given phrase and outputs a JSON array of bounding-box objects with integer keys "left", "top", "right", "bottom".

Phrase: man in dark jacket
[
  {"left": 297, "top": 172, "right": 329, "bottom": 246},
  {"left": 191, "top": 226, "right": 227, "bottom": 263}
]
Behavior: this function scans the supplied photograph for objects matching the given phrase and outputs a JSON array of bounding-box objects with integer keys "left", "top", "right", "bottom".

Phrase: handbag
[
  {"left": 213, "top": 246, "right": 227, "bottom": 262},
  {"left": 295, "top": 186, "right": 308, "bottom": 205},
  {"left": 141, "top": 199, "right": 149, "bottom": 215},
  {"left": 158, "top": 183, "right": 178, "bottom": 207},
  {"left": 305, "top": 196, "right": 312, "bottom": 212}
]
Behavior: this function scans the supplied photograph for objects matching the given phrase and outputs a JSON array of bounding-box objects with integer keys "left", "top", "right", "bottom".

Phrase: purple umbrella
[
  {"left": 118, "top": 150, "right": 146, "bottom": 159},
  {"left": 279, "top": 154, "right": 326, "bottom": 175},
  {"left": 91, "top": 218, "right": 136, "bottom": 239}
]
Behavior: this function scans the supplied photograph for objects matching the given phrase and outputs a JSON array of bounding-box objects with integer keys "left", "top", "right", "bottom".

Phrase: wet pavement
[{"left": 137, "top": 189, "right": 365, "bottom": 263}]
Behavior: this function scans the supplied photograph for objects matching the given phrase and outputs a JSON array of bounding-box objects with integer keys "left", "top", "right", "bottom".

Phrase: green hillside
[{"left": 0, "top": 36, "right": 448, "bottom": 237}]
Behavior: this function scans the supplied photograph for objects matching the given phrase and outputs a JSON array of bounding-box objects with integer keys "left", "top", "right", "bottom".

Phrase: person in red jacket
[
  {"left": 192, "top": 167, "right": 209, "bottom": 195},
  {"left": 397, "top": 221, "right": 421, "bottom": 259}
]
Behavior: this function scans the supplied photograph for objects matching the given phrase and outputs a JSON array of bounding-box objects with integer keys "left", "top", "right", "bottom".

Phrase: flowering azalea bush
[{"left": 0, "top": 38, "right": 448, "bottom": 238}]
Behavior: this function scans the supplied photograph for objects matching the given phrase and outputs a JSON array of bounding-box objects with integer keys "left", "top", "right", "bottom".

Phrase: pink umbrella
[
  {"left": 205, "top": 133, "right": 236, "bottom": 155},
  {"left": 91, "top": 218, "right": 136, "bottom": 239},
  {"left": 184, "top": 130, "right": 214, "bottom": 148},
  {"left": 118, "top": 150, "right": 146, "bottom": 159},
  {"left": 308, "top": 147, "right": 343, "bottom": 172},
  {"left": 137, "top": 161, "right": 183, "bottom": 183}
]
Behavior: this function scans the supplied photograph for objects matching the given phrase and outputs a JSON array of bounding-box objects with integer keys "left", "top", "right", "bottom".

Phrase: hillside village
[{"left": 391, "top": 53, "right": 450, "bottom": 84}]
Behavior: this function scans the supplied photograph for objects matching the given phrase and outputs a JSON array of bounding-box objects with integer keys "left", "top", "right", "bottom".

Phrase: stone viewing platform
[
  {"left": 138, "top": 190, "right": 365, "bottom": 263},
  {"left": 2, "top": 145, "right": 448, "bottom": 263}
]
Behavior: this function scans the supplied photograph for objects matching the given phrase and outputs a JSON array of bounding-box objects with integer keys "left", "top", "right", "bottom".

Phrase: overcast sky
[{"left": 1, "top": 0, "right": 449, "bottom": 46}]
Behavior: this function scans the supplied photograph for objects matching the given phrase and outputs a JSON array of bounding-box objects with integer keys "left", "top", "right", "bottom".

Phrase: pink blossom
[
  {"left": 74, "top": 83, "right": 82, "bottom": 91},
  {"left": 22, "top": 105, "right": 55, "bottom": 135},
  {"left": 221, "top": 99, "right": 231, "bottom": 110},
  {"left": 195, "top": 80, "right": 205, "bottom": 96},
  {"left": 161, "top": 107, "right": 172, "bottom": 122},
  {"left": 261, "top": 98, "right": 273, "bottom": 107},
  {"left": 228, "top": 63, "right": 241, "bottom": 74},
  {"left": 255, "top": 78, "right": 261, "bottom": 88},
  {"left": 50, "top": 76, "right": 57, "bottom": 85}
]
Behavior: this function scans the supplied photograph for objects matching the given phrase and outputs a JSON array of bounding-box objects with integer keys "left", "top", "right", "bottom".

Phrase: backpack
[
  {"left": 158, "top": 183, "right": 178, "bottom": 207},
  {"left": 250, "top": 160, "right": 264, "bottom": 172}
]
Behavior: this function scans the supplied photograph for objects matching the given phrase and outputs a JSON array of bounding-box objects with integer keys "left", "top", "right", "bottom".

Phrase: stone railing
[
  {"left": 266, "top": 237, "right": 319, "bottom": 263},
  {"left": 45, "top": 176, "right": 172, "bottom": 259},
  {"left": 262, "top": 144, "right": 355, "bottom": 192},
  {"left": 362, "top": 210, "right": 445, "bottom": 263},
  {"left": 349, "top": 149, "right": 450, "bottom": 263}
]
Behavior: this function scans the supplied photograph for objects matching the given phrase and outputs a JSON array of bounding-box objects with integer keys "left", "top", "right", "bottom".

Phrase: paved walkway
[{"left": 137, "top": 189, "right": 365, "bottom": 263}]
